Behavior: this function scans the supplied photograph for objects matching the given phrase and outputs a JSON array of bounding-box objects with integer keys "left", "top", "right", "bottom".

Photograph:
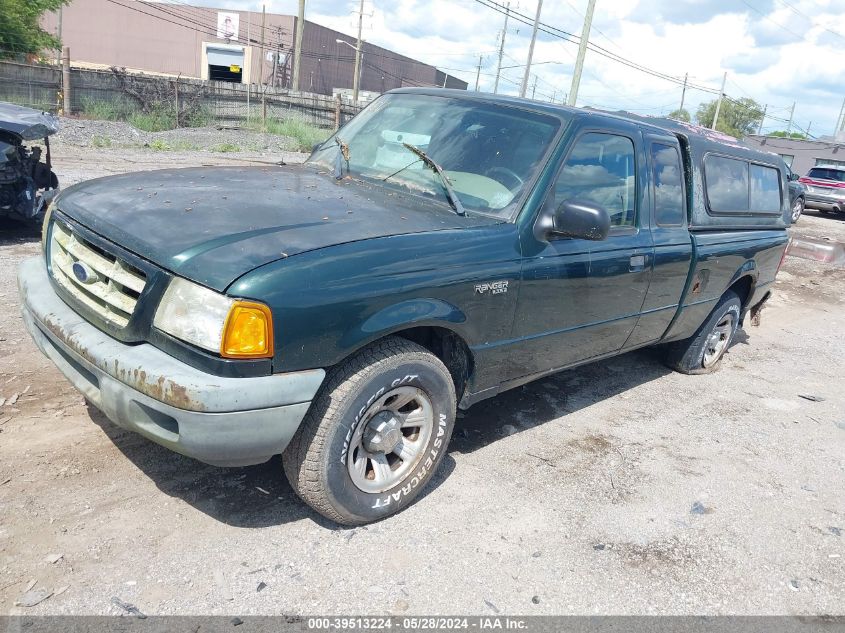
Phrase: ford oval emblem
[{"left": 72, "top": 261, "right": 99, "bottom": 285}]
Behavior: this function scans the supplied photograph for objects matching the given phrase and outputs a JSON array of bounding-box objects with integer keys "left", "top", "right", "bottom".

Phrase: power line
[{"left": 471, "top": 0, "right": 720, "bottom": 94}]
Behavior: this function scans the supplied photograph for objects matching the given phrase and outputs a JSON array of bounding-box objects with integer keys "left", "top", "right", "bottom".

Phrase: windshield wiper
[
  {"left": 398, "top": 143, "right": 466, "bottom": 216},
  {"left": 333, "top": 136, "right": 350, "bottom": 180}
]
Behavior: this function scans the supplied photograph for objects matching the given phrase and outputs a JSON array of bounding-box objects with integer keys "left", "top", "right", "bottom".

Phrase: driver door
[{"left": 508, "top": 125, "right": 654, "bottom": 379}]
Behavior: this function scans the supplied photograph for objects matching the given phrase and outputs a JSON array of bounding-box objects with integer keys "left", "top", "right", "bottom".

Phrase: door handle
[{"left": 629, "top": 254, "right": 646, "bottom": 271}]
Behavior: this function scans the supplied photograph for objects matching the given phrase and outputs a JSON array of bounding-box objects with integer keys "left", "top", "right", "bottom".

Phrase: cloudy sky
[{"left": 188, "top": 0, "right": 845, "bottom": 137}]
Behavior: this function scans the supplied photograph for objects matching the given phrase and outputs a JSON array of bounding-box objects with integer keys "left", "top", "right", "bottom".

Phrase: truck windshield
[{"left": 307, "top": 94, "right": 563, "bottom": 218}]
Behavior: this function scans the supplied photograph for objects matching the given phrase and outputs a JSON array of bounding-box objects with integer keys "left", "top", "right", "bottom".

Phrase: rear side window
[
  {"left": 749, "top": 164, "right": 781, "bottom": 212},
  {"left": 705, "top": 155, "right": 782, "bottom": 215},
  {"left": 554, "top": 132, "right": 637, "bottom": 229},
  {"left": 807, "top": 167, "right": 845, "bottom": 182},
  {"left": 705, "top": 155, "right": 748, "bottom": 212},
  {"left": 650, "top": 143, "right": 685, "bottom": 226}
]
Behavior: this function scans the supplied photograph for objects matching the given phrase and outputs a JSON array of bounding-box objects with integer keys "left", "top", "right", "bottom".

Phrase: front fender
[{"left": 340, "top": 298, "right": 468, "bottom": 351}]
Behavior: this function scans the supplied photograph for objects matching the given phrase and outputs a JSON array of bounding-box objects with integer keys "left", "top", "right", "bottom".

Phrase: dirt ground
[{"left": 0, "top": 143, "right": 843, "bottom": 616}]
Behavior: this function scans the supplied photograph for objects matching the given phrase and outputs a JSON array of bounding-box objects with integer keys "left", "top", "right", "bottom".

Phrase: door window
[{"left": 554, "top": 132, "right": 637, "bottom": 229}]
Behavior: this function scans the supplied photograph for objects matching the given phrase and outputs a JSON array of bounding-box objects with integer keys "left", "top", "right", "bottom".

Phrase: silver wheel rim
[
  {"left": 792, "top": 199, "right": 803, "bottom": 222},
  {"left": 346, "top": 386, "right": 435, "bottom": 493},
  {"left": 703, "top": 312, "right": 734, "bottom": 368}
]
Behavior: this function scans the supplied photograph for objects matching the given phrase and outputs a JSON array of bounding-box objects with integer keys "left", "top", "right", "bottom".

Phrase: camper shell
[{"left": 613, "top": 112, "right": 791, "bottom": 230}]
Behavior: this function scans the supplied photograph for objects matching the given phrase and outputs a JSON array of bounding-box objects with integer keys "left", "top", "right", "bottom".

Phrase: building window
[{"left": 779, "top": 154, "right": 794, "bottom": 168}]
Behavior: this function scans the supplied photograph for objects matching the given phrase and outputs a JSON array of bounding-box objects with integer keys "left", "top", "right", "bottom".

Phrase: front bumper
[{"left": 18, "top": 256, "right": 325, "bottom": 466}]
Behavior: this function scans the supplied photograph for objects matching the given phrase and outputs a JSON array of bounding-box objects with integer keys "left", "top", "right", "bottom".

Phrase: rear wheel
[
  {"left": 664, "top": 291, "right": 742, "bottom": 374},
  {"left": 283, "top": 337, "right": 456, "bottom": 525},
  {"left": 791, "top": 197, "right": 804, "bottom": 223}
]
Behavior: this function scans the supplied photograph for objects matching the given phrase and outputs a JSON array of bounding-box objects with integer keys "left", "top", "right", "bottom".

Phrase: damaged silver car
[{"left": 0, "top": 102, "right": 60, "bottom": 225}]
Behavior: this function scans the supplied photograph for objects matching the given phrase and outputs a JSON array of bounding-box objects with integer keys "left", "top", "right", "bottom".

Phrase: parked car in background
[
  {"left": 19, "top": 90, "right": 790, "bottom": 524},
  {"left": 786, "top": 165, "right": 806, "bottom": 223},
  {"left": 799, "top": 165, "right": 845, "bottom": 216},
  {"left": 0, "top": 102, "right": 60, "bottom": 226}
]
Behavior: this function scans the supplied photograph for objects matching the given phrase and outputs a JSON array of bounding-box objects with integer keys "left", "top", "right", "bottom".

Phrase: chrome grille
[{"left": 49, "top": 220, "right": 146, "bottom": 327}]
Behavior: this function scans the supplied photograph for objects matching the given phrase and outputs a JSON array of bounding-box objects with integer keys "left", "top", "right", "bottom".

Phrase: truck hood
[
  {"left": 0, "top": 102, "right": 60, "bottom": 140},
  {"left": 56, "top": 165, "right": 497, "bottom": 291}
]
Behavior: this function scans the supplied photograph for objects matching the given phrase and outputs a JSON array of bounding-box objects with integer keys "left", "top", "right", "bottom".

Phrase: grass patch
[
  {"left": 147, "top": 139, "right": 171, "bottom": 151},
  {"left": 211, "top": 143, "right": 241, "bottom": 153},
  {"left": 78, "top": 99, "right": 211, "bottom": 132},
  {"left": 79, "top": 98, "right": 126, "bottom": 121},
  {"left": 91, "top": 135, "right": 112, "bottom": 148},
  {"left": 128, "top": 107, "right": 177, "bottom": 132},
  {"left": 142, "top": 139, "right": 199, "bottom": 152},
  {"left": 247, "top": 117, "right": 331, "bottom": 152}
]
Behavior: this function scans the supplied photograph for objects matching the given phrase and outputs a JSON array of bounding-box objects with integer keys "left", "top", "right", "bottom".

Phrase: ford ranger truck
[{"left": 18, "top": 89, "right": 789, "bottom": 525}]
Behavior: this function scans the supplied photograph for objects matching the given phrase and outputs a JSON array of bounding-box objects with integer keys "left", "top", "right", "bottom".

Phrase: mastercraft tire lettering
[{"left": 283, "top": 337, "right": 456, "bottom": 525}]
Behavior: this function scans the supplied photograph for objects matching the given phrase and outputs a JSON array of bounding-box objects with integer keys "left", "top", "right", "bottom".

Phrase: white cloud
[{"left": 184, "top": 0, "right": 845, "bottom": 136}]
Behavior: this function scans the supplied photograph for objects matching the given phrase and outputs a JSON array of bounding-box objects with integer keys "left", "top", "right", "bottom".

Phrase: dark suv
[
  {"left": 785, "top": 165, "right": 806, "bottom": 223},
  {"left": 799, "top": 165, "right": 845, "bottom": 216}
]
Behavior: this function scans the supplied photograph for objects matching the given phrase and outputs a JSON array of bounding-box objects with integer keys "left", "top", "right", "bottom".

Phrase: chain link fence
[{"left": 0, "top": 60, "right": 362, "bottom": 131}]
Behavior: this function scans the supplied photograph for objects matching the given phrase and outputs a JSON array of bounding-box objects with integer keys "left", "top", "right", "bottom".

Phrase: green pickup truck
[{"left": 19, "top": 89, "right": 790, "bottom": 525}]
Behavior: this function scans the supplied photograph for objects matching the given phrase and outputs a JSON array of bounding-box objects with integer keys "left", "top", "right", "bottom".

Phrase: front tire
[
  {"left": 664, "top": 291, "right": 742, "bottom": 374},
  {"left": 283, "top": 337, "right": 456, "bottom": 525}
]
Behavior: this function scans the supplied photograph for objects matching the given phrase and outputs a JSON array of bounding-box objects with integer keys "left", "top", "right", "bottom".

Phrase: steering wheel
[{"left": 486, "top": 166, "right": 524, "bottom": 191}]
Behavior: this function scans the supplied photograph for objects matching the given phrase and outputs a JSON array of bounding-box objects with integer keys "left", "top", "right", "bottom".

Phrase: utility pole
[
  {"left": 710, "top": 71, "right": 727, "bottom": 130},
  {"left": 757, "top": 104, "right": 767, "bottom": 135},
  {"left": 352, "top": 0, "right": 364, "bottom": 104},
  {"left": 520, "top": 0, "right": 543, "bottom": 98},
  {"left": 246, "top": 12, "right": 251, "bottom": 121},
  {"left": 260, "top": 4, "right": 266, "bottom": 128},
  {"left": 567, "top": 0, "right": 597, "bottom": 106},
  {"left": 292, "top": 0, "right": 305, "bottom": 91},
  {"left": 531, "top": 75, "right": 537, "bottom": 99},
  {"left": 786, "top": 101, "right": 795, "bottom": 135},
  {"left": 55, "top": 6, "right": 63, "bottom": 113},
  {"left": 475, "top": 54, "right": 483, "bottom": 91},
  {"left": 493, "top": 2, "right": 510, "bottom": 95},
  {"left": 807, "top": 121, "right": 812, "bottom": 137},
  {"left": 678, "top": 72, "right": 687, "bottom": 113},
  {"left": 836, "top": 97, "right": 845, "bottom": 134},
  {"left": 55, "top": 6, "right": 63, "bottom": 67},
  {"left": 61, "top": 47, "right": 70, "bottom": 115}
]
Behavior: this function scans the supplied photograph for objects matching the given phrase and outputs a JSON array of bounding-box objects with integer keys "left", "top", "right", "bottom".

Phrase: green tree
[
  {"left": 768, "top": 130, "right": 808, "bottom": 140},
  {"left": 667, "top": 108, "right": 691, "bottom": 122},
  {"left": 695, "top": 97, "right": 764, "bottom": 138},
  {"left": 0, "top": 0, "right": 69, "bottom": 60}
]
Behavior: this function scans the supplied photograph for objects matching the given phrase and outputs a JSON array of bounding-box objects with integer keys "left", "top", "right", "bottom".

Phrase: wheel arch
[
  {"left": 336, "top": 299, "right": 475, "bottom": 401},
  {"left": 727, "top": 273, "right": 755, "bottom": 309}
]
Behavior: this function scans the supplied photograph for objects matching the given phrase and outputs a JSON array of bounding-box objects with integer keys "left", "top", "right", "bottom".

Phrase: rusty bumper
[{"left": 18, "top": 256, "right": 325, "bottom": 467}]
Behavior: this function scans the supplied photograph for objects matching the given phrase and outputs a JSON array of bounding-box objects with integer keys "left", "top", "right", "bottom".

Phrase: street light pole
[
  {"left": 520, "top": 0, "right": 543, "bottom": 98},
  {"left": 568, "top": 0, "right": 597, "bottom": 107},
  {"left": 353, "top": 0, "right": 364, "bottom": 104},
  {"left": 337, "top": 39, "right": 364, "bottom": 103}
]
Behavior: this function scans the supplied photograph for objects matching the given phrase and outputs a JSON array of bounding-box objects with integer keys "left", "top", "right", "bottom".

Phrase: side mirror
[
  {"left": 788, "top": 172, "right": 800, "bottom": 181},
  {"left": 552, "top": 200, "right": 611, "bottom": 241}
]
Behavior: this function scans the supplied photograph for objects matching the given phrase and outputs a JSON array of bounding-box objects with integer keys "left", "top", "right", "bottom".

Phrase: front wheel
[
  {"left": 283, "top": 337, "right": 456, "bottom": 525},
  {"left": 663, "top": 291, "right": 742, "bottom": 374},
  {"left": 791, "top": 197, "right": 804, "bottom": 223}
]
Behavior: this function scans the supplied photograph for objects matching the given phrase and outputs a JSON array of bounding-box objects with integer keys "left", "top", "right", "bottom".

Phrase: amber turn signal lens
[{"left": 220, "top": 301, "right": 274, "bottom": 359}]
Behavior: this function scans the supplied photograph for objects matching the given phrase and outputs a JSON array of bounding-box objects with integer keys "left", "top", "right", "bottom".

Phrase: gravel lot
[{"left": 0, "top": 139, "right": 843, "bottom": 616}]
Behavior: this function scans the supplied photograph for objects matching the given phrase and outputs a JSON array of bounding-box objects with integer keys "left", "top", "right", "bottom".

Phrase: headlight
[{"left": 153, "top": 277, "right": 274, "bottom": 358}]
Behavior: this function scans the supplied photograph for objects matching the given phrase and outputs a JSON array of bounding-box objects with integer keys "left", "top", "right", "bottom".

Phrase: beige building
[{"left": 42, "top": 0, "right": 466, "bottom": 95}]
